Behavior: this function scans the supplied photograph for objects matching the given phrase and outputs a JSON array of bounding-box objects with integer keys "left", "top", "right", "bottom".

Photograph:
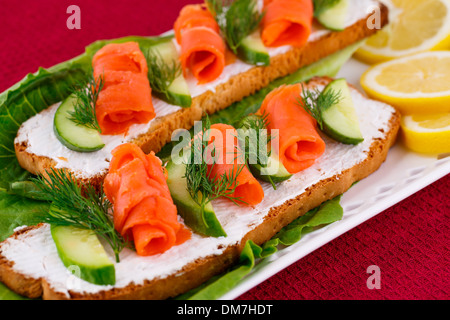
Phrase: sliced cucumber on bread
[
  {"left": 321, "top": 78, "right": 364, "bottom": 145},
  {"left": 249, "top": 152, "right": 292, "bottom": 185},
  {"left": 316, "top": 0, "right": 349, "bottom": 31},
  {"left": 148, "top": 40, "right": 192, "bottom": 108},
  {"left": 51, "top": 225, "right": 115, "bottom": 286},
  {"left": 237, "top": 114, "right": 292, "bottom": 186},
  {"left": 53, "top": 94, "right": 105, "bottom": 153},
  {"left": 166, "top": 160, "right": 226, "bottom": 238},
  {"left": 237, "top": 31, "right": 270, "bottom": 66}
]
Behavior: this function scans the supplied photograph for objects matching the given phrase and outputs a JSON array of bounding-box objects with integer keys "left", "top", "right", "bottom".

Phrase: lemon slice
[
  {"left": 360, "top": 51, "right": 450, "bottom": 115},
  {"left": 401, "top": 113, "right": 450, "bottom": 154},
  {"left": 355, "top": 0, "right": 450, "bottom": 64}
]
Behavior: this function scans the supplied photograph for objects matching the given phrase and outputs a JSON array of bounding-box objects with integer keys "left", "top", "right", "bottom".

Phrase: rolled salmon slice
[
  {"left": 261, "top": 0, "right": 313, "bottom": 48},
  {"left": 180, "top": 27, "right": 226, "bottom": 84},
  {"left": 174, "top": 4, "right": 220, "bottom": 44},
  {"left": 258, "top": 84, "right": 325, "bottom": 174},
  {"left": 103, "top": 143, "right": 190, "bottom": 256},
  {"left": 206, "top": 123, "right": 264, "bottom": 206},
  {"left": 174, "top": 4, "right": 226, "bottom": 84},
  {"left": 92, "top": 42, "right": 148, "bottom": 76},
  {"left": 92, "top": 42, "right": 154, "bottom": 135},
  {"left": 95, "top": 72, "right": 155, "bottom": 135}
]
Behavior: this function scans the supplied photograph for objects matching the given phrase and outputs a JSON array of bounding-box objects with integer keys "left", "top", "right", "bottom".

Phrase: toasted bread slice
[
  {"left": 13, "top": 1, "right": 388, "bottom": 189},
  {"left": 1, "top": 77, "right": 401, "bottom": 300}
]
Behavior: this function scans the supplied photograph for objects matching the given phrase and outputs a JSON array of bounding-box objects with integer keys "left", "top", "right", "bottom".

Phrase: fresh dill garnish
[
  {"left": 236, "top": 113, "right": 271, "bottom": 167},
  {"left": 236, "top": 113, "right": 278, "bottom": 189},
  {"left": 68, "top": 72, "right": 104, "bottom": 133},
  {"left": 204, "top": 0, "right": 228, "bottom": 16},
  {"left": 297, "top": 84, "right": 342, "bottom": 130},
  {"left": 313, "top": 0, "right": 341, "bottom": 16},
  {"left": 31, "top": 168, "right": 127, "bottom": 263},
  {"left": 184, "top": 116, "right": 247, "bottom": 213},
  {"left": 145, "top": 48, "right": 182, "bottom": 101},
  {"left": 205, "top": 0, "right": 264, "bottom": 54}
]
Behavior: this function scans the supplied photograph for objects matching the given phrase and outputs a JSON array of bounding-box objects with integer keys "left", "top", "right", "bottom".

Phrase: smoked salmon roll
[
  {"left": 174, "top": 4, "right": 226, "bottom": 84},
  {"left": 174, "top": 4, "right": 221, "bottom": 44},
  {"left": 92, "top": 42, "right": 148, "bottom": 76},
  {"left": 104, "top": 143, "right": 191, "bottom": 256},
  {"left": 206, "top": 123, "right": 264, "bottom": 206},
  {"left": 258, "top": 84, "right": 325, "bottom": 174},
  {"left": 261, "top": 0, "right": 313, "bottom": 48},
  {"left": 92, "top": 42, "right": 155, "bottom": 135}
]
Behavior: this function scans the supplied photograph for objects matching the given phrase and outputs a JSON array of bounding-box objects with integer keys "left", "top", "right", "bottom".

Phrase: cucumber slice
[
  {"left": 316, "top": 0, "right": 349, "bottom": 31},
  {"left": 51, "top": 225, "right": 115, "bottom": 286},
  {"left": 148, "top": 40, "right": 192, "bottom": 108},
  {"left": 249, "top": 152, "right": 292, "bottom": 185},
  {"left": 165, "top": 74, "right": 192, "bottom": 107},
  {"left": 321, "top": 78, "right": 364, "bottom": 145},
  {"left": 237, "top": 115, "right": 292, "bottom": 186},
  {"left": 53, "top": 94, "right": 105, "bottom": 152},
  {"left": 166, "top": 161, "right": 226, "bottom": 238},
  {"left": 237, "top": 31, "right": 270, "bottom": 66}
]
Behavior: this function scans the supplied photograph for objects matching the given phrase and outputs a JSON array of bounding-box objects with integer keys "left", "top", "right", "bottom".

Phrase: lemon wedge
[
  {"left": 360, "top": 51, "right": 450, "bottom": 115},
  {"left": 355, "top": 0, "right": 450, "bottom": 64},
  {"left": 401, "top": 113, "right": 450, "bottom": 154}
]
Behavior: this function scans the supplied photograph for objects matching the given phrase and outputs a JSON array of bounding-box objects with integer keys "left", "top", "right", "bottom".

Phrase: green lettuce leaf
[
  {"left": 85, "top": 35, "right": 174, "bottom": 59},
  {"left": 0, "top": 54, "right": 91, "bottom": 191},
  {"left": 178, "top": 196, "right": 343, "bottom": 300},
  {"left": 0, "top": 191, "right": 49, "bottom": 242},
  {"left": 0, "top": 190, "right": 49, "bottom": 300},
  {"left": 261, "top": 195, "right": 343, "bottom": 255},
  {"left": 0, "top": 282, "right": 29, "bottom": 300}
]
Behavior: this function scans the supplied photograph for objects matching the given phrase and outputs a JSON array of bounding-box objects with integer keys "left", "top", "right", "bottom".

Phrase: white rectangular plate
[{"left": 219, "top": 58, "right": 450, "bottom": 300}]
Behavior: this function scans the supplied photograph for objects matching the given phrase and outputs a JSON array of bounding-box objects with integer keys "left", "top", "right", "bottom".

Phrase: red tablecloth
[{"left": 1, "top": 0, "right": 449, "bottom": 300}]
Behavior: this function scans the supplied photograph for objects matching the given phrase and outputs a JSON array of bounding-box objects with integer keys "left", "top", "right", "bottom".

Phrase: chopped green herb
[
  {"left": 31, "top": 168, "right": 127, "bottom": 262},
  {"left": 236, "top": 113, "right": 277, "bottom": 188},
  {"left": 205, "top": 0, "right": 264, "bottom": 54},
  {"left": 68, "top": 72, "right": 104, "bottom": 133},
  {"left": 297, "top": 84, "right": 342, "bottom": 130},
  {"left": 145, "top": 48, "right": 182, "bottom": 101},
  {"left": 184, "top": 116, "right": 248, "bottom": 214}
]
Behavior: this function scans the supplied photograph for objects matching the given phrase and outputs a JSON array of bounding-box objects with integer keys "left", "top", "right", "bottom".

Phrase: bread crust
[
  {"left": 1, "top": 77, "right": 401, "bottom": 300},
  {"left": 0, "top": 225, "right": 44, "bottom": 299},
  {"left": 14, "top": 3, "right": 389, "bottom": 189}
]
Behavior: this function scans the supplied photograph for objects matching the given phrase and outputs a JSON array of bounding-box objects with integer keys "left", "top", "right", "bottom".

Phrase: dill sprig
[
  {"left": 146, "top": 48, "right": 181, "bottom": 100},
  {"left": 184, "top": 116, "right": 247, "bottom": 213},
  {"left": 236, "top": 113, "right": 271, "bottom": 167},
  {"left": 313, "top": 0, "right": 341, "bottom": 16},
  {"left": 30, "top": 168, "right": 127, "bottom": 263},
  {"left": 205, "top": 0, "right": 264, "bottom": 54},
  {"left": 204, "top": 0, "right": 229, "bottom": 16},
  {"left": 68, "top": 72, "right": 104, "bottom": 133},
  {"left": 236, "top": 113, "right": 277, "bottom": 189},
  {"left": 297, "top": 84, "right": 342, "bottom": 130}
]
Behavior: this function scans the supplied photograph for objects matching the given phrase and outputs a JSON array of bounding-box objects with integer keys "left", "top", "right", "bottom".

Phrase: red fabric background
[{"left": 1, "top": 0, "right": 448, "bottom": 300}]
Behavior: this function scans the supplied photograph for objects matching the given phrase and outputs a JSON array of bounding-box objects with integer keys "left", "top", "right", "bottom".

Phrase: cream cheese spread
[
  {"left": 14, "top": 0, "right": 378, "bottom": 178},
  {"left": 15, "top": 97, "right": 180, "bottom": 178},
  {"left": 2, "top": 86, "right": 396, "bottom": 297}
]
